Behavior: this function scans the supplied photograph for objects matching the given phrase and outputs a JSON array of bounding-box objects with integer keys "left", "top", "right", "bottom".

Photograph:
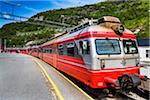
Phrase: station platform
[
  {"left": 0, "top": 53, "right": 93, "bottom": 100},
  {"left": 0, "top": 53, "right": 51, "bottom": 100},
  {"left": 33, "top": 56, "right": 93, "bottom": 100}
]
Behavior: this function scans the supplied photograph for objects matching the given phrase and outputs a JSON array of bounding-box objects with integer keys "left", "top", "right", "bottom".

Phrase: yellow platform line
[
  {"left": 33, "top": 58, "right": 64, "bottom": 100},
  {"left": 34, "top": 57, "right": 94, "bottom": 100}
]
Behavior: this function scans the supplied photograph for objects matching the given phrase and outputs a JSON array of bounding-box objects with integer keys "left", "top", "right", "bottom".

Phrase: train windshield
[
  {"left": 123, "top": 40, "right": 138, "bottom": 54},
  {"left": 95, "top": 39, "right": 121, "bottom": 55}
]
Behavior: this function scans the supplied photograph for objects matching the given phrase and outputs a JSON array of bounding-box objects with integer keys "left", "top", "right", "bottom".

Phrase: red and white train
[{"left": 28, "top": 16, "right": 146, "bottom": 92}]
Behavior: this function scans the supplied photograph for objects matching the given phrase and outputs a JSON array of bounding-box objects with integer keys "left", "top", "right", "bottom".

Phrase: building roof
[{"left": 137, "top": 38, "right": 150, "bottom": 46}]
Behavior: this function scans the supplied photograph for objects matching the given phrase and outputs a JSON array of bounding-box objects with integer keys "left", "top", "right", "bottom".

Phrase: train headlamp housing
[
  {"left": 101, "top": 59, "right": 105, "bottom": 69},
  {"left": 117, "top": 24, "right": 124, "bottom": 35},
  {"left": 112, "top": 24, "right": 124, "bottom": 36},
  {"left": 97, "top": 16, "right": 124, "bottom": 36},
  {"left": 136, "top": 58, "right": 140, "bottom": 66}
]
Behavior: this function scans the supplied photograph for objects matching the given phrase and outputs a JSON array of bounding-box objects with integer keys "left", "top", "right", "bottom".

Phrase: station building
[{"left": 138, "top": 38, "right": 150, "bottom": 78}]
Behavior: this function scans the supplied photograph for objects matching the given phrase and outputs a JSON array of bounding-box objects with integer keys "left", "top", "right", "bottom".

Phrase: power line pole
[
  {"left": 4, "top": 39, "right": 6, "bottom": 51},
  {"left": 0, "top": 38, "right": 1, "bottom": 53}
]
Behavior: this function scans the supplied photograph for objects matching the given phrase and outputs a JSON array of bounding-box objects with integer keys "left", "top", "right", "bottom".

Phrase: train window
[
  {"left": 146, "top": 50, "right": 150, "bottom": 58},
  {"left": 66, "top": 42, "right": 80, "bottom": 57},
  {"left": 46, "top": 49, "right": 48, "bottom": 53},
  {"left": 38, "top": 49, "right": 40, "bottom": 52},
  {"left": 123, "top": 40, "right": 138, "bottom": 54},
  {"left": 42, "top": 48, "right": 45, "bottom": 53},
  {"left": 43, "top": 48, "right": 47, "bottom": 53},
  {"left": 67, "top": 43, "right": 75, "bottom": 56},
  {"left": 35, "top": 49, "right": 37, "bottom": 52},
  {"left": 67, "top": 47, "right": 74, "bottom": 56},
  {"left": 79, "top": 40, "right": 90, "bottom": 55},
  {"left": 74, "top": 44, "right": 80, "bottom": 57},
  {"left": 39, "top": 48, "right": 43, "bottom": 53},
  {"left": 49, "top": 48, "right": 52, "bottom": 53},
  {"left": 95, "top": 39, "right": 121, "bottom": 55},
  {"left": 58, "top": 44, "right": 64, "bottom": 55},
  {"left": 84, "top": 40, "right": 90, "bottom": 54},
  {"left": 67, "top": 43, "right": 75, "bottom": 48},
  {"left": 79, "top": 41, "right": 84, "bottom": 54},
  {"left": 42, "top": 46, "right": 52, "bottom": 54},
  {"left": 47, "top": 50, "right": 49, "bottom": 53},
  {"left": 48, "top": 46, "right": 52, "bottom": 53}
]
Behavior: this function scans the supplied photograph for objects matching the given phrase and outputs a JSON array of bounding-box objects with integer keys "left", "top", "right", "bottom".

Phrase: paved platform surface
[
  {"left": 33, "top": 57, "right": 93, "bottom": 100},
  {"left": 140, "top": 63, "right": 150, "bottom": 91},
  {"left": 140, "top": 65, "right": 150, "bottom": 79},
  {"left": 0, "top": 53, "right": 93, "bottom": 100},
  {"left": 0, "top": 53, "right": 51, "bottom": 100}
]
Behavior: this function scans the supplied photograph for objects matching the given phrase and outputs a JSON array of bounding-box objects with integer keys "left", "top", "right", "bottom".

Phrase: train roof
[{"left": 41, "top": 16, "right": 134, "bottom": 47}]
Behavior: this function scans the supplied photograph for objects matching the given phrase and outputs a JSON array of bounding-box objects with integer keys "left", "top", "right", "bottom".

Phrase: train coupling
[
  {"left": 135, "top": 74, "right": 148, "bottom": 81},
  {"left": 104, "top": 74, "right": 142, "bottom": 93}
]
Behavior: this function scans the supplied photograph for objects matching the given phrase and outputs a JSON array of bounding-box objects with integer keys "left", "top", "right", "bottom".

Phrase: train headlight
[
  {"left": 98, "top": 82, "right": 103, "bottom": 87},
  {"left": 117, "top": 25, "right": 124, "bottom": 35},
  {"left": 101, "top": 59, "right": 105, "bottom": 69},
  {"left": 111, "top": 24, "right": 124, "bottom": 36},
  {"left": 136, "top": 58, "right": 140, "bottom": 66}
]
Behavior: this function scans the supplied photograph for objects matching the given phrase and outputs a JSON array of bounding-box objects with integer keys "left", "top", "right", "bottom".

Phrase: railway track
[
  {"left": 115, "top": 90, "right": 148, "bottom": 100},
  {"left": 87, "top": 85, "right": 149, "bottom": 100}
]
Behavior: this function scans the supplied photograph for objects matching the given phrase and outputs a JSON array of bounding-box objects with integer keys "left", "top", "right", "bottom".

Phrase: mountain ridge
[{"left": 0, "top": 0, "right": 149, "bottom": 46}]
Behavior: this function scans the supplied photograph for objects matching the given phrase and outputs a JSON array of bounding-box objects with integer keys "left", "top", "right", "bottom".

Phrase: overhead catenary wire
[
  {"left": 0, "top": 12, "right": 71, "bottom": 27},
  {"left": 0, "top": 1, "right": 72, "bottom": 27},
  {"left": 0, "top": 16, "right": 65, "bottom": 28}
]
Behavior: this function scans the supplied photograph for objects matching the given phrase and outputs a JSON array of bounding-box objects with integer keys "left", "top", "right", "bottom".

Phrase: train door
[
  {"left": 40, "top": 48, "right": 43, "bottom": 59},
  {"left": 52, "top": 43, "right": 57, "bottom": 67},
  {"left": 78, "top": 40, "right": 92, "bottom": 68}
]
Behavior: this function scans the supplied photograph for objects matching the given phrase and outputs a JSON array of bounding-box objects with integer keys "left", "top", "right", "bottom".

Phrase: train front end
[{"left": 85, "top": 16, "right": 146, "bottom": 92}]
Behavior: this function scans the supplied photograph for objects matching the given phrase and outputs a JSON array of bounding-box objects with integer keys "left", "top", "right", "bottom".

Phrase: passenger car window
[
  {"left": 67, "top": 43, "right": 75, "bottom": 56},
  {"left": 84, "top": 40, "right": 90, "bottom": 54},
  {"left": 58, "top": 44, "right": 64, "bottom": 55}
]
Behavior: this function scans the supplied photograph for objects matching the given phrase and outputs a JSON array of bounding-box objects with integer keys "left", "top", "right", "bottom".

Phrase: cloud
[
  {"left": 51, "top": 0, "right": 104, "bottom": 9},
  {"left": 23, "top": 6, "right": 39, "bottom": 13},
  {"left": 51, "top": 0, "right": 72, "bottom": 8},
  {"left": 2, "top": 12, "right": 11, "bottom": 19}
]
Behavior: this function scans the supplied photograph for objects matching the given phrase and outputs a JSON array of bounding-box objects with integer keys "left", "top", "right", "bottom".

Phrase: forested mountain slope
[{"left": 0, "top": 0, "right": 148, "bottom": 46}]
